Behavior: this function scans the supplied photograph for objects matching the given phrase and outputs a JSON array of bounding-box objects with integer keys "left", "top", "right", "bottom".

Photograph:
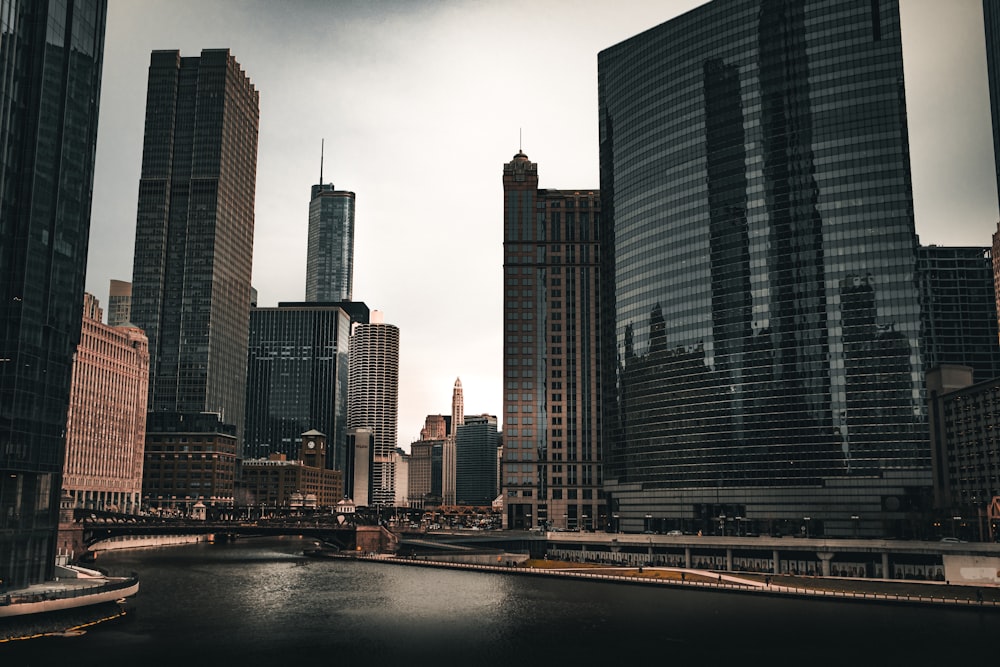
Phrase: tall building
[
  {"left": 501, "top": 151, "right": 602, "bottom": 531},
  {"left": 985, "top": 0, "right": 1000, "bottom": 204},
  {"left": 345, "top": 427, "right": 373, "bottom": 506},
  {"left": 409, "top": 415, "right": 447, "bottom": 507},
  {"left": 63, "top": 294, "right": 149, "bottom": 514},
  {"left": 107, "top": 279, "right": 132, "bottom": 327},
  {"left": 129, "top": 48, "right": 259, "bottom": 444},
  {"left": 306, "top": 146, "right": 356, "bottom": 302},
  {"left": 598, "top": 1, "right": 928, "bottom": 538},
  {"left": 347, "top": 311, "right": 400, "bottom": 506},
  {"left": 443, "top": 378, "right": 463, "bottom": 505},
  {"left": 244, "top": 302, "right": 353, "bottom": 469},
  {"left": 0, "top": 0, "right": 107, "bottom": 589},
  {"left": 917, "top": 246, "right": 1000, "bottom": 382},
  {"left": 455, "top": 414, "right": 499, "bottom": 507}
]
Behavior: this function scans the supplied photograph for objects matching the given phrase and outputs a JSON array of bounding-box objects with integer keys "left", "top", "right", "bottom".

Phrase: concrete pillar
[
  {"left": 726, "top": 548, "right": 733, "bottom": 572},
  {"left": 685, "top": 546, "right": 692, "bottom": 568},
  {"left": 882, "top": 552, "right": 890, "bottom": 579},
  {"left": 772, "top": 549, "right": 780, "bottom": 574},
  {"left": 816, "top": 552, "right": 834, "bottom": 577}
]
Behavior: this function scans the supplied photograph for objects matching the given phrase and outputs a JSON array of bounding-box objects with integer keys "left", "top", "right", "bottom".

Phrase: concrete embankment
[
  {"left": 317, "top": 551, "right": 1000, "bottom": 611},
  {"left": 89, "top": 534, "right": 209, "bottom": 552}
]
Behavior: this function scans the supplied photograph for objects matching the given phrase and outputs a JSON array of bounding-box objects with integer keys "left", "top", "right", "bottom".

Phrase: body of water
[{"left": 3, "top": 536, "right": 998, "bottom": 666}]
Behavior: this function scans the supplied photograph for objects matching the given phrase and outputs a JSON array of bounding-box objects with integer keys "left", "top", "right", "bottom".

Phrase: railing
[{"left": 0, "top": 573, "right": 139, "bottom": 607}]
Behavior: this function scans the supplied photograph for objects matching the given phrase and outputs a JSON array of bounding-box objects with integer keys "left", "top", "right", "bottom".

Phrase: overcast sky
[{"left": 85, "top": 0, "right": 999, "bottom": 448}]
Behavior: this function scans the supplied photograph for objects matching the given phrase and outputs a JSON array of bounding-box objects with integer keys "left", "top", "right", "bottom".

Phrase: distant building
[
  {"left": 443, "top": 378, "right": 463, "bottom": 505},
  {"left": 985, "top": 0, "right": 1000, "bottom": 204},
  {"left": 455, "top": 414, "right": 499, "bottom": 507},
  {"left": 501, "top": 150, "right": 602, "bottom": 531},
  {"left": 240, "top": 430, "right": 342, "bottom": 510},
  {"left": 917, "top": 246, "right": 1000, "bottom": 382},
  {"left": 142, "top": 412, "right": 240, "bottom": 514},
  {"left": 346, "top": 427, "right": 373, "bottom": 507},
  {"left": 244, "top": 303, "right": 354, "bottom": 469},
  {"left": 63, "top": 294, "right": 149, "bottom": 514},
  {"left": 393, "top": 448, "right": 409, "bottom": 508},
  {"left": 409, "top": 415, "right": 447, "bottom": 507},
  {"left": 130, "top": 49, "right": 259, "bottom": 445},
  {"left": 107, "top": 279, "right": 133, "bottom": 327},
  {"left": 0, "top": 0, "right": 108, "bottom": 589},
  {"left": 927, "top": 365, "right": 1000, "bottom": 540},
  {"left": 306, "top": 170, "right": 356, "bottom": 302},
  {"left": 347, "top": 311, "right": 399, "bottom": 506}
]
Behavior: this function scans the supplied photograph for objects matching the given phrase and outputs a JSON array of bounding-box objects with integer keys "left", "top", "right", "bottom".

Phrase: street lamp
[
  {"left": 803, "top": 516, "right": 811, "bottom": 538},
  {"left": 952, "top": 515, "right": 962, "bottom": 539},
  {"left": 851, "top": 515, "right": 860, "bottom": 538},
  {"left": 718, "top": 514, "right": 726, "bottom": 537},
  {"left": 612, "top": 513, "right": 620, "bottom": 533},
  {"left": 735, "top": 516, "right": 743, "bottom": 537},
  {"left": 645, "top": 513, "right": 652, "bottom": 533}
]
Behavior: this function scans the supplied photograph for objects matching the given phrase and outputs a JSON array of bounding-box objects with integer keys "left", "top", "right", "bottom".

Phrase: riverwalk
[{"left": 321, "top": 551, "right": 1000, "bottom": 611}]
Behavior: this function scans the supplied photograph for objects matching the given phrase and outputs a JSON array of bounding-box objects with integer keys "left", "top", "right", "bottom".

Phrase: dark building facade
[
  {"left": 985, "top": 0, "right": 1000, "bottom": 203},
  {"left": 244, "top": 303, "right": 352, "bottom": 470},
  {"left": 598, "top": 1, "right": 930, "bottom": 537},
  {"left": 130, "top": 49, "right": 258, "bottom": 444},
  {"left": 306, "top": 180, "right": 356, "bottom": 303},
  {"left": 917, "top": 246, "right": 1000, "bottom": 382},
  {"left": 0, "top": 0, "right": 107, "bottom": 589},
  {"left": 456, "top": 414, "right": 499, "bottom": 507},
  {"left": 501, "top": 152, "right": 602, "bottom": 531}
]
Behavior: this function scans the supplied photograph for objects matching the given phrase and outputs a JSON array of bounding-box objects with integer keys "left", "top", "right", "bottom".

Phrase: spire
[{"left": 319, "top": 138, "right": 324, "bottom": 185}]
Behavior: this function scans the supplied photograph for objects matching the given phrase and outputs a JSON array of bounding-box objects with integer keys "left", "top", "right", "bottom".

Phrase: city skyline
[{"left": 84, "top": 0, "right": 999, "bottom": 446}]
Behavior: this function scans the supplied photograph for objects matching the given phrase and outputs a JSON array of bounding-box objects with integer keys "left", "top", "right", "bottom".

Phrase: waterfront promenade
[{"left": 324, "top": 551, "right": 1000, "bottom": 610}]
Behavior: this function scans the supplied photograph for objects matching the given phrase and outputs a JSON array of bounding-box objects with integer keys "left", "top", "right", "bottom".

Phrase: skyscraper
[
  {"left": 0, "top": 0, "right": 107, "bottom": 589},
  {"left": 306, "top": 145, "right": 356, "bottom": 302},
  {"left": 985, "top": 0, "right": 1000, "bottom": 203},
  {"left": 598, "top": 1, "right": 928, "bottom": 538},
  {"left": 501, "top": 151, "right": 602, "bottom": 531},
  {"left": 443, "top": 378, "right": 463, "bottom": 505},
  {"left": 455, "top": 414, "right": 499, "bottom": 507},
  {"left": 107, "top": 279, "right": 132, "bottom": 327},
  {"left": 347, "top": 311, "right": 400, "bottom": 506},
  {"left": 917, "top": 246, "right": 1000, "bottom": 382},
  {"left": 129, "top": 49, "right": 259, "bottom": 443},
  {"left": 244, "top": 302, "right": 353, "bottom": 469}
]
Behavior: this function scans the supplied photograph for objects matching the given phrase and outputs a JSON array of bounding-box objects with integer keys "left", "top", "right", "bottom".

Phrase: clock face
[{"left": 306, "top": 440, "right": 315, "bottom": 449}]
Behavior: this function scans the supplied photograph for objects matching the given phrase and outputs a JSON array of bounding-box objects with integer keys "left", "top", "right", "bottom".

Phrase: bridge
[{"left": 70, "top": 508, "right": 384, "bottom": 553}]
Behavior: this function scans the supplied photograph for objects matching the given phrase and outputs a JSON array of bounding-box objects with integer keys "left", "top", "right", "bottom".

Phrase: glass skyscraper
[
  {"left": 0, "top": 0, "right": 107, "bottom": 588},
  {"left": 130, "top": 49, "right": 259, "bottom": 444},
  {"left": 306, "top": 181, "right": 355, "bottom": 303},
  {"left": 598, "top": 0, "right": 929, "bottom": 537},
  {"left": 244, "top": 303, "right": 352, "bottom": 470}
]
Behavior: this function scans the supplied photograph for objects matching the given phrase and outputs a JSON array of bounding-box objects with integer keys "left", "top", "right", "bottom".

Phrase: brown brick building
[{"left": 240, "top": 430, "right": 343, "bottom": 512}]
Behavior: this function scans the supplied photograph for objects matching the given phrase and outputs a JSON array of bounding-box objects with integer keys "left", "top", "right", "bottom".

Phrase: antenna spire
[
  {"left": 319, "top": 138, "right": 325, "bottom": 185},
  {"left": 519, "top": 128, "right": 522, "bottom": 153}
]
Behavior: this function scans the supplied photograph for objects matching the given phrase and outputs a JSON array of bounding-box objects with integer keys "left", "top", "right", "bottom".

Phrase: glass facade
[
  {"left": 918, "top": 246, "right": 1000, "bottom": 383},
  {"left": 598, "top": 0, "right": 930, "bottom": 537},
  {"left": 985, "top": 0, "right": 1000, "bottom": 201},
  {"left": 131, "top": 49, "right": 258, "bottom": 444},
  {"left": 455, "top": 415, "right": 499, "bottom": 506},
  {"left": 306, "top": 184, "right": 355, "bottom": 303},
  {"left": 244, "top": 304, "right": 351, "bottom": 470},
  {"left": 0, "top": 0, "right": 107, "bottom": 588}
]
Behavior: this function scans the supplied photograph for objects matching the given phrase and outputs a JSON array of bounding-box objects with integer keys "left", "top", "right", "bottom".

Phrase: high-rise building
[
  {"left": 443, "top": 378, "right": 463, "bottom": 505},
  {"left": 345, "top": 427, "right": 373, "bottom": 506},
  {"left": 244, "top": 302, "right": 353, "bottom": 469},
  {"left": 501, "top": 151, "right": 602, "bottom": 531},
  {"left": 0, "top": 0, "right": 107, "bottom": 589},
  {"left": 985, "top": 0, "right": 1000, "bottom": 203},
  {"left": 306, "top": 147, "right": 356, "bottom": 302},
  {"left": 63, "top": 294, "right": 149, "bottom": 515},
  {"left": 347, "top": 311, "right": 400, "bottom": 506},
  {"left": 130, "top": 48, "right": 258, "bottom": 444},
  {"left": 409, "top": 415, "right": 447, "bottom": 508},
  {"left": 455, "top": 414, "right": 499, "bottom": 507},
  {"left": 598, "top": 1, "right": 929, "bottom": 538},
  {"left": 107, "top": 279, "right": 132, "bottom": 327},
  {"left": 917, "top": 246, "right": 1000, "bottom": 382}
]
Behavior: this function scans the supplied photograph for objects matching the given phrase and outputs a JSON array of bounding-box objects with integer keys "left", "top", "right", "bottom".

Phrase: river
[{"left": 3, "top": 536, "right": 998, "bottom": 666}]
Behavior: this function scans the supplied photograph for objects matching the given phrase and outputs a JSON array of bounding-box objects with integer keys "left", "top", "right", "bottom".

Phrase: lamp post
[
  {"left": 718, "top": 514, "right": 726, "bottom": 537},
  {"left": 612, "top": 513, "right": 620, "bottom": 533},
  {"left": 851, "top": 514, "right": 860, "bottom": 539},
  {"left": 645, "top": 513, "right": 652, "bottom": 533},
  {"left": 803, "top": 516, "right": 811, "bottom": 538},
  {"left": 735, "top": 516, "right": 743, "bottom": 537},
  {"left": 952, "top": 515, "right": 962, "bottom": 539}
]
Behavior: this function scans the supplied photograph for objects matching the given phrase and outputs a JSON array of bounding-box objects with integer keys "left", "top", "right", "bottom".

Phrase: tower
[
  {"left": 500, "top": 151, "right": 602, "bottom": 531},
  {"left": 300, "top": 429, "right": 327, "bottom": 469},
  {"left": 129, "top": 49, "right": 259, "bottom": 443},
  {"left": 306, "top": 142, "right": 356, "bottom": 302},
  {"left": 107, "top": 279, "right": 132, "bottom": 327},
  {"left": 598, "top": 0, "right": 927, "bottom": 537},
  {"left": 346, "top": 311, "right": 400, "bottom": 506},
  {"left": 443, "top": 378, "right": 464, "bottom": 505},
  {"left": 0, "top": 0, "right": 108, "bottom": 589}
]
